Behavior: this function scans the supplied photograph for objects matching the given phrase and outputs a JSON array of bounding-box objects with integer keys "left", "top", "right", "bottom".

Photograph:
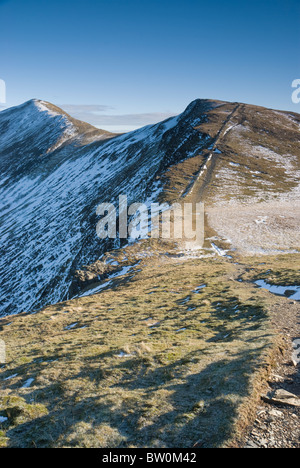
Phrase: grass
[
  {"left": 227, "top": 253, "right": 300, "bottom": 288},
  {"left": 0, "top": 101, "right": 299, "bottom": 448},
  {"left": 1, "top": 247, "right": 295, "bottom": 448}
]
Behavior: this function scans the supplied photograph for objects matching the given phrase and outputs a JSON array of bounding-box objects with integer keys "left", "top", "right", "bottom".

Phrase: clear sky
[{"left": 0, "top": 0, "right": 300, "bottom": 131}]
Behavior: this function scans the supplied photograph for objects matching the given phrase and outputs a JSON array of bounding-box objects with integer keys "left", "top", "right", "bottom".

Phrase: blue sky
[{"left": 0, "top": 0, "right": 299, "bottom": 130}]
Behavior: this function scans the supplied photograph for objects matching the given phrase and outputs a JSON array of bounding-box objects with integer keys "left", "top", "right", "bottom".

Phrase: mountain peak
[
  {"left": 0, "top": 99, "right": 116, "bottom": 150},
  {"left": 181, "top": 98, "right": 225, "bottom": 115}
]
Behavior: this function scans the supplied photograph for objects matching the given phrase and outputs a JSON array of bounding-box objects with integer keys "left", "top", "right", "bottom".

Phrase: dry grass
[{"left": 1, "top": 247, "right": 296, "bottom": 448}]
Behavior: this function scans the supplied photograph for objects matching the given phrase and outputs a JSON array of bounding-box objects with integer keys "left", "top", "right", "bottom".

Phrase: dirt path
[{"left": 183, "top": 103, "right": 241, "bottom": 202}]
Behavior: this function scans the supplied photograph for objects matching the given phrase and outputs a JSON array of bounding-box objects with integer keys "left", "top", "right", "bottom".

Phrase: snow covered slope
[
  {"left": 0, "top": 99, "right": 215, "bottom": 316},
  {"left": 1, "top": 98, "right": 299, "bottom": 316}
]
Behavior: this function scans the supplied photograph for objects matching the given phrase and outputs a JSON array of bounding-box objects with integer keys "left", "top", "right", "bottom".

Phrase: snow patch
[{"left": 255, "top": 280, "right": 300, "bottom": 300}]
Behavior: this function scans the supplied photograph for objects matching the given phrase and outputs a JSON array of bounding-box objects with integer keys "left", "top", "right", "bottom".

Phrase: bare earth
[{"left": 207, "top": 201, "right": 300, "bottom": 256}]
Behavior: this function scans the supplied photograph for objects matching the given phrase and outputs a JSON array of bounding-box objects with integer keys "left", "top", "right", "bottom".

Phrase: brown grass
[{"left": 1, "top": 246, "right": 297, "bottom": 448}]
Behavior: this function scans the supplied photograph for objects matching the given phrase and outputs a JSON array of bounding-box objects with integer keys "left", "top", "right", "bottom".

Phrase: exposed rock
[
  {"left": 263, "top": 389, "right": 300, "bottom": 407},
  {"left": 267, "top": 408, "right": 284, "bottom": 420},
  {"left": 70, "top": 260, "right": 120, "bottom": 296}
]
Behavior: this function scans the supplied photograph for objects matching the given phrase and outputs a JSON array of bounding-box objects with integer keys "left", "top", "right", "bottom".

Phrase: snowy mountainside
[
  {"left": 0, "top": 99, "right": 215, "bottom": 316},
  {"left": 1, "top": 97, "right": 299, "bottom": 316}
]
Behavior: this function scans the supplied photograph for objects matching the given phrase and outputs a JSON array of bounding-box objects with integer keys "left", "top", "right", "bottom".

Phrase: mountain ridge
[
  {"left": 0, "top": 98, "right": 299, "bottom": 449},
  {"left": 0, "top": 98, "right": 214, "bottom": 316},
  {"left": 0, "top": 97, "right": 299, "bottom": 316}
]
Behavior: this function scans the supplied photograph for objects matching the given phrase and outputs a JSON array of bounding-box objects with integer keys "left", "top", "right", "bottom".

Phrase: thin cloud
[
  {"left": 60, "top": 104, "right": 114, "bottom": 116},
  {"left": 59, "top": 104, "right": 177, "bottom": 128}
]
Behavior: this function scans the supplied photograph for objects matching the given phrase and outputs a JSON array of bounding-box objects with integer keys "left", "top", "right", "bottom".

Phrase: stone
[
  {"left": 244, "top": 440, "right": 259, "bottom": 449},
  {"left": 270, "top": 374, "right": 284, "bottom": 383},
  {"left": 268, "top": 408, "right": 284, "bottom": 419},
  {"left": 263, "top": 389, "right": 300, "bottom": 407}
]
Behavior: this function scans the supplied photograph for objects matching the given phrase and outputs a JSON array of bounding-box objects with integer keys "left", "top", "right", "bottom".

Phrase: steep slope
[
  {"left": 199, "top": 104, "right": 300, "bottom": 255},
  {"left": 160, "top": 102, "right": 300, "bottom": 255},
  {"left": 0, "top": 99, "right": 113, "bottom": 174},
  {"left": 1, "top": 98, "right": 299, "bottom": 316},
  {"left": 0, "top": 99, "right": 215, "bottom": 316}
]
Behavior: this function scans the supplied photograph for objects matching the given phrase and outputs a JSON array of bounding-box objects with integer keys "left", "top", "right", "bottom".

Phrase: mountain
[
  {"left": 0, "top": 99, "right": 213, "bottom": 316},
  {"left": 0, "top": 98, "right": 299, "bottom": 316},
  {"left": 0, "top": 98, "right": 299, "bottom": 448}
]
